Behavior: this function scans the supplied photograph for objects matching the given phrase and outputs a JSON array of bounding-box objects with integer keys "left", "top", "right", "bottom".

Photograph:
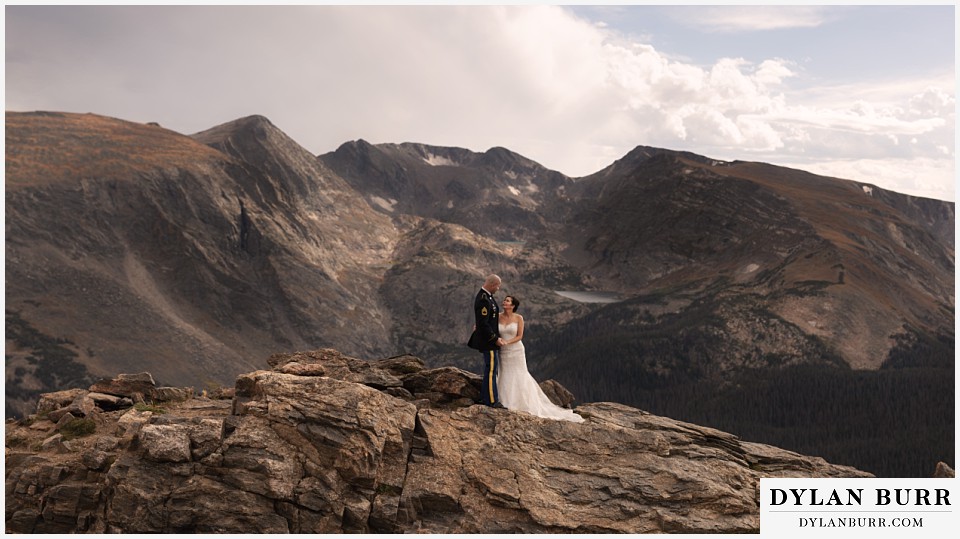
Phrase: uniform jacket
[{"left": 468, "top": 287, "right": 500, "bottom": 351}]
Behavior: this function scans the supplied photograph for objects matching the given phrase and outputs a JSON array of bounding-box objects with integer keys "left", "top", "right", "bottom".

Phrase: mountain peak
[
  {"left": 479, "top": 145, "right": 542, "bottom": 171},
  {"left": 190, "top": 114, "right": 283, "bottom": 147},
  {"left": 591, "top": 145, "right": 725, "bottom": 178},
  {"left": 190, "top": 113, "right": 364, "bottom": 201}
]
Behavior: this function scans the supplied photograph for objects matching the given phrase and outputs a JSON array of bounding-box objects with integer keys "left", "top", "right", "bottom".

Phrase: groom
[{"left": 469, "top": 274, "right": 505, "bottom": 408}]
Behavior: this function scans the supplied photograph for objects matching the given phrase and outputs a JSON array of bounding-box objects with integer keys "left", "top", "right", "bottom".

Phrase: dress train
[{"left": 496, "top": 322, "right": 584, "bottom": 423}]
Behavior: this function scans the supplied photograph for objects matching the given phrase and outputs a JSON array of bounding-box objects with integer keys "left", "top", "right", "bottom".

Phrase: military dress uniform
[{"left": 469, "top": 287, "right": 502, "bottom": 406}]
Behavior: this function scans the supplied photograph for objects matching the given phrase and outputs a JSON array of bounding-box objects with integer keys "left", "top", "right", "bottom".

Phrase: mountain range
[{"left": 4, "top": 111, "right": 954, "bottom": 476}]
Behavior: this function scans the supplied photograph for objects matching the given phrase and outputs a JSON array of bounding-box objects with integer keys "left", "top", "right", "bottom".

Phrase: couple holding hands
[{"left": 468, "top": 274, "right": 584, "bottom": 423}]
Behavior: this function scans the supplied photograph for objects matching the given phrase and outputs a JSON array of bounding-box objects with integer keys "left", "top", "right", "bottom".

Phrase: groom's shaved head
[{"left": 484, "top": 274, "right": 502, "bottom": 292}]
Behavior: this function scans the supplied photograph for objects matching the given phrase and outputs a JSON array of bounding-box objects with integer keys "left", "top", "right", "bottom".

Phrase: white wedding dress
[{"left": 497, "top": 322, "right": 584, "bottom": 423}]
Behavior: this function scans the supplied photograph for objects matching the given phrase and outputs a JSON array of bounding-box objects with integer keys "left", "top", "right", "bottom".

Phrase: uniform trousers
[{"left": 479, "top": 349, "right": 500, "bottom": 405}]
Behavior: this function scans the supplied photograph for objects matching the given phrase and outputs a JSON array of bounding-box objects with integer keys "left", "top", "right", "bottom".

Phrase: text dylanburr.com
[{"left": 760, "top": 478, "right": 957, "bottom": 537}]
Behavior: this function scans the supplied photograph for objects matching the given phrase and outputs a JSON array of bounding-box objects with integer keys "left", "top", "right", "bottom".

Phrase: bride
[{"left": 496, "top": 295, "right": 584, "bottom": 423}]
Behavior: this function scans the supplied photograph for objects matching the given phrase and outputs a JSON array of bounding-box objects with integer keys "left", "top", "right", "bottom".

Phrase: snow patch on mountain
[
  {"left": 424, "top": 153, "right": 457, "bottom": 167},
  {"left": 371, "top": 196, "right": 398, "bottom": 212}
]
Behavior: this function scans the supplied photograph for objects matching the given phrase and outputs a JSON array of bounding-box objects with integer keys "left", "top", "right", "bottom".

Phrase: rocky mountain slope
[
  {"left": 533, "top": 149, "right": 954, "bottom": 373},
  {"left": 5, "top": 112, "right": 399, "bottom": 417},
  {"left": 5, "top": 111, "right": 954, "bottom": 477},
  {"left": 320, "top": 140, "right": 954, "bottom": 374},
  {"left": 5, "top": 349, "right": 876, "bottom": 534},
  {"left": 322, "top": 140, "right": 573, "bottom": 240}
]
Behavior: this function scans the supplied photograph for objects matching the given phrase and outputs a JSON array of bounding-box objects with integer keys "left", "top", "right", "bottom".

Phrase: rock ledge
[{"left": 5, "top": 349, "right": 872, "bottom": 533}]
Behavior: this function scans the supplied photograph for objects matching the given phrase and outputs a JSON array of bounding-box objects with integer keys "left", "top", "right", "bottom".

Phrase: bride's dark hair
[{"left": 506, "top": 295, "right": 520, "bottom": 312}]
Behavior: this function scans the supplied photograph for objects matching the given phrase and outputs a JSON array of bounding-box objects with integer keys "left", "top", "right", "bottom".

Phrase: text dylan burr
[{"left": 770, "top": 488, "right": 951, "bottom": 507}]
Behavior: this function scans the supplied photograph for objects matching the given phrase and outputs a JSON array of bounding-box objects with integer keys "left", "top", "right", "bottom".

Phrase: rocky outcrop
[
  {"left": 933, "top": 462, "right": 955, "bottom": 478},
  {"left": 5, "top": 349, "right": 871, "bottom": 534}
]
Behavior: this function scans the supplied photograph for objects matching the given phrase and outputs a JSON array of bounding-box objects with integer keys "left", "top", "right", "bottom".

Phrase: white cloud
[
  {"left": 907, "top": 86, "right": 955, "bottom": 119},
  {"left": 754, "top": 59, "right": 797, "bottom": 86}
]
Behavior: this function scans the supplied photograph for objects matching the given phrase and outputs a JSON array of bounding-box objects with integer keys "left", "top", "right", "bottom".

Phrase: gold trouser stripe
[{"left": 487, "top": 350, "right": 496, "bottom": 403}]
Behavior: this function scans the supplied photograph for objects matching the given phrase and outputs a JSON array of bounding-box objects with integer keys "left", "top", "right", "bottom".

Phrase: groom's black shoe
[{"left": 491, "top": 403, "right": 506, "bottom": 409}]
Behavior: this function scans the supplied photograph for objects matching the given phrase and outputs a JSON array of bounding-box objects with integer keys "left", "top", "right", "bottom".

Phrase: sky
[{"left": 4, "top": 4, "right": 956, "bottom": 202}]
